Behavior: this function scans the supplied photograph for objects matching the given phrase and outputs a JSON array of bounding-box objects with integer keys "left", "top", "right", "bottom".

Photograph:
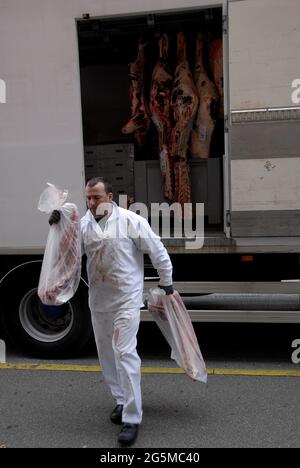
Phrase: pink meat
[
  {"left": 209, "top": 38, "right": 223, "bottom": 117},
  {"left": 170, "top": 32, "right": 199, "bottom": 213},
  {"left": 191, "top": 33, "right": 219, "bottom": 159},
  {"left": 121, "top": 40, "right": 151, "bottom": 148},
  {"left": 38, "top": 207, "right": 81, "bottom": 305},
  {"left": 150, "top": 34, "right": 174, "bottom": 201}
]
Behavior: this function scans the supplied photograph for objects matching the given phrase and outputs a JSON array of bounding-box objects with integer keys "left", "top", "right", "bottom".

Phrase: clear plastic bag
[
  {"left": 37, "top": 183, "right": 81, "bottom": 305},
  {"left": 147, "top": 288, "right": 207, "bottom": 383}
]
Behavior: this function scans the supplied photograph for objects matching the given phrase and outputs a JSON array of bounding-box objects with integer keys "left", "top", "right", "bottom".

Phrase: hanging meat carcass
[
  {"left": 191, "top": 33, "right": 219, "bottom": 159},
  {"left": 170, "top": 32, "right": 199, "bottom": 213},
  {"left": 209, "top": 38, "right": 223, "bottom": 117},
  {"left": 150, "top": 34, "right": 174, "bottom": 201},
  {"left": 121, "top": 40, "right": 151, "bottom": 148}
]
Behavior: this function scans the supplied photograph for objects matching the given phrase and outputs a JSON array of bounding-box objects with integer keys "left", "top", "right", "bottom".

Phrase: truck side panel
[
  {"left": 228, "top": 0, "right": 300, "bottom": 237},
  {"left": 229, "top": 0, "right": 300, "bottom": 110}
]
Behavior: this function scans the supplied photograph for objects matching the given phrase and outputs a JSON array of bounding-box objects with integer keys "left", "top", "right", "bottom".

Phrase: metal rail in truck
[{"left": 0, "top": 0, "right": 300, "bottom": 357}]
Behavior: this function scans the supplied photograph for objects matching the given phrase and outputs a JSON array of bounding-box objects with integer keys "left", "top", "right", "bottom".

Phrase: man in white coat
[{"left": 49, "top": 177, "right": 173, "bottom": 445}]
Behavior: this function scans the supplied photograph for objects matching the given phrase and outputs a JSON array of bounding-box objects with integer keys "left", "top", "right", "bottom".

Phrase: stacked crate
[{"left": 84, "top": 143, "right": 135, "bottom": 204}]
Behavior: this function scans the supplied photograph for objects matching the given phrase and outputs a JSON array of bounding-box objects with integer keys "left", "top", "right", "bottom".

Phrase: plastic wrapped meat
[
  {"left": 147, "top": 287, "right": 207, "bottom": 383},
  {"left": 37, "top": 184, "right": 81, "bottom": 305}
]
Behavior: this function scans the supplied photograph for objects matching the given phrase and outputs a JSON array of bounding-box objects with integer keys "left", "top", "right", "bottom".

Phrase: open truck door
[{"left": 228, "top": 0, "right": 300, "bottom": 238}]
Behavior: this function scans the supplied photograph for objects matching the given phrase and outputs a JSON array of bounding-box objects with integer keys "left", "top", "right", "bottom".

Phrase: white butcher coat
[
  {"left": 80, "top": 202, "right": 173, "bottom": 313},
  {"left": 80, "top": 203, "right": 172, "bottom": 424}
]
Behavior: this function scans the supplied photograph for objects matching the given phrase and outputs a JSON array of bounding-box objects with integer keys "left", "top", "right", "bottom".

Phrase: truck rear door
[{"left": 228, "top": 0, "right": 300, "bottom": 237}]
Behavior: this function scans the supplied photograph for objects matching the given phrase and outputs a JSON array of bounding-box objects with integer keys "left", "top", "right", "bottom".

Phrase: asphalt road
[{"left": 1, "top": 323, "right": 300, "bottom": 448}]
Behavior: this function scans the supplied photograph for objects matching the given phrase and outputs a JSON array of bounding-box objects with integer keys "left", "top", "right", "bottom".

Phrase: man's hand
[
  {"left": 159, "top": 285, "right": 174, "bottom": 295},
  {"left": 48, "top": 210, "right": 61, "bottom": 225}
]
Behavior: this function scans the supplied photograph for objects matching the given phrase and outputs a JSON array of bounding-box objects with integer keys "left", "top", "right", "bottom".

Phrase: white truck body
[
  {"left": 1, "top": 0, "right": 300, "bottom": 355},
  {"left": 1, "top": 0, "right": 300, "bottom": 250}
]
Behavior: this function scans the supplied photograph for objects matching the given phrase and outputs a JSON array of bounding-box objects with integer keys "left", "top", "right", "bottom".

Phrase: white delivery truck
[{"left": 1, "top": 0, "right": 300, "bottom": 357}]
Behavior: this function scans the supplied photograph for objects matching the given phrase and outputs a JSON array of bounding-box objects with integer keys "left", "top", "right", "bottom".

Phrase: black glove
[
  {"left": 48, "top": 210, "right": 61, "bottom": 225},
  {"left": 159, "top": 284, "right": 174, "bottom": 295}
]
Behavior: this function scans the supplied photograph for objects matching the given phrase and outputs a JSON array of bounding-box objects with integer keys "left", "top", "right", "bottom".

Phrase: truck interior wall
[{"left": 77, "top": 7, "right": 225, "bottom": 230}]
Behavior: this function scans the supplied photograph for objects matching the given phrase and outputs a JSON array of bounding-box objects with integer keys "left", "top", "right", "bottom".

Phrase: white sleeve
[{"left": 130, "top": 216, "right": 173, "bottom": 286}]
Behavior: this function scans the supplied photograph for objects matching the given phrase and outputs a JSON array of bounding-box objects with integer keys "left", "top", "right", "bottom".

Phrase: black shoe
[
  {"left": 110, "top": 404, "right": 123, "bottom": 425},
  {"left": 118, "top": 423, "right": 139, "bottom": 446}
]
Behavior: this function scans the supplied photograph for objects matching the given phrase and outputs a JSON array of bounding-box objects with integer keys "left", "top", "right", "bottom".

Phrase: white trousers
[{"left": 91, "top": 308, "right": 143, "bottom": 425}]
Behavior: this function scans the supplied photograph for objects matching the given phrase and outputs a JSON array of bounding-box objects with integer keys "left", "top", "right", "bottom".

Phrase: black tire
[{"left": 1, "top": 263, "right": 93, "bottom": 358}]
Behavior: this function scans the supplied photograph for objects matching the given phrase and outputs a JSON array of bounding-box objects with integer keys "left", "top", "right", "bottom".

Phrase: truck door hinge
[
  {"left": 222, "top": 14, "right": 228, "bottom": 34},
  {"left": 226, "top": 210, "right": 231, "bottom": 227},
  {"left": 224, "top": 115, "right": 229, "bottom": 133}
]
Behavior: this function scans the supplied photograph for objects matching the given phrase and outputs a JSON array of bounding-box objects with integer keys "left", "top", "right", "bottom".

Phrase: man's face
[{"left": 85, "top": 182, "right": 113, "bottom": 218}]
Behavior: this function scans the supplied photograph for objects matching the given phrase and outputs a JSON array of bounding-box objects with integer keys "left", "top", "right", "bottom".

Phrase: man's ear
[{"left": 108, "top": 192, "right": 113, "bottom": 201}]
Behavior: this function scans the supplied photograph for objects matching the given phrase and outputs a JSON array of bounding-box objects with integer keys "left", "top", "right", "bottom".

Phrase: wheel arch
[
  {"left": 0, "top": 259, "right": 89, "bottom": 289},
  {"left": 0, "top": 259, "right": 92, "bottom": 357}
]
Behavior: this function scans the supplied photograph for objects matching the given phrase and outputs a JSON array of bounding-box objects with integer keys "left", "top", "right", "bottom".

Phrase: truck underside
[{"left": 1, "top": 252, "right": 300, "bottom": 357}]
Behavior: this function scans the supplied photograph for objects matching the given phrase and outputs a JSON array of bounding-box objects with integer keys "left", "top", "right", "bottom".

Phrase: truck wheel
[{"left": 1, "top": 264, "right": 93, "bottom": 358}]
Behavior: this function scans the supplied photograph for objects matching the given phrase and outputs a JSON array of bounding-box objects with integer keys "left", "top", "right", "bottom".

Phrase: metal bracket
[
  {"left": 226, "top": 210, "right": 231, "bottom": 228},
  {"left": 231, "top": 106, "right": 300, "bottom": 124},
  {"left": 222, "top": 14, "right": 228, "bottom": 34}
]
